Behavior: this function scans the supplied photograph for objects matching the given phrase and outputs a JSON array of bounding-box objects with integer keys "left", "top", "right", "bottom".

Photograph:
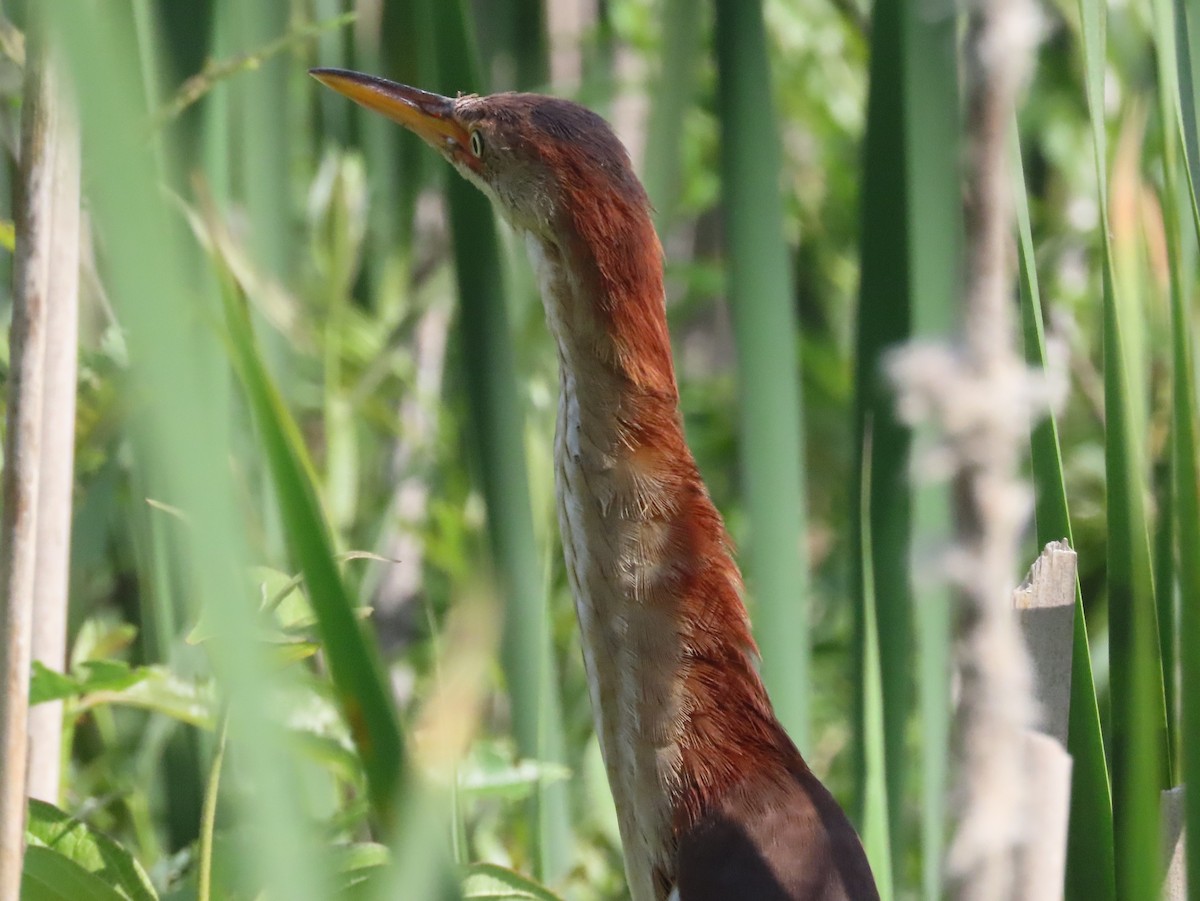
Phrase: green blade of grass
[
  {"left": 642, "top": 0, "right": 703, "bottom": 233},
  {"left": 1147, "top": 0, "right": 1185, "bottom": 782},
  {"left": 353, "top": 0, "right": 426, "bottom": 311},
  {"left": 1154, "top": 0, "right": 1194, "bottom": 786},
  {"left": 512, "top": 0, "right": 548, "bottom": 90},
  {"left": 858, "top": 427, "right": 895, "bottom": 901},
  {"left": 901, "top": 2, "right": 960, "bottom": 893},
  {"left": 713, "top": 0, "right": 811, "bottom": 753},
  {"left": 1165, "top": 0, "right": 1200, "bottom": 894},
  {"left": 854, "top": 0, "right": 959, "bottom": 891},
  {"left": 232, "top": 0, "right": 293, "bottom": 285},
  {"left": 47, "top": 6, "right": 327, "bottom": 897},
  {"left": 1012, "top": 124, "right": 1115, "bottom": 901},
  {"left": 428, "top": 0, "right": 572, "bottom": 881},
  {"left": 853, "top": 0, "right": 911, "bottom": 862},
  {"left": 220, "top": 273, "right": 407, "bottom": 828},
  {"left": 1076, "top": 1, "right": 1171, "bottom": 896}
]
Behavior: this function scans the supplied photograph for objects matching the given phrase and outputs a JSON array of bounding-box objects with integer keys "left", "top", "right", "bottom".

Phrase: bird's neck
[{"left": 524, "top": 224, "right": 802, "bottom": 898}]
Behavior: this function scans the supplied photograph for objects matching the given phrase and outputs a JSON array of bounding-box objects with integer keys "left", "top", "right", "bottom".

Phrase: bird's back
[{"left": 675, "top": 764, "right": 880, "bottom": 901}]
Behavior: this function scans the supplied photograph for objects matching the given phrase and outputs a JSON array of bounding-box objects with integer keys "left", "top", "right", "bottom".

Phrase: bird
[{"left": 311, "top": 67, "right": 880, "bottom": 901}]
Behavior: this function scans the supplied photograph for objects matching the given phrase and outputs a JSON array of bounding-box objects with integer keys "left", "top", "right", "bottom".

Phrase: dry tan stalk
[
  {"left": 27, "top": 46, "right": 80, "bottom": 807},
  {"left": 0, "top": 37, "right": 78, "bottom": 889}
]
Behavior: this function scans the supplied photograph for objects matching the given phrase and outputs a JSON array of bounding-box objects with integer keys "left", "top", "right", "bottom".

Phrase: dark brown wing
[{"left": 675, "top": 768, "right": 879, "bottom": 901}]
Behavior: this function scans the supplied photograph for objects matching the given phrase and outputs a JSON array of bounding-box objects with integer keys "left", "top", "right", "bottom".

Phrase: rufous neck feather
[{"left": 525, "top": 186, "right": 802, "bottom": 899}]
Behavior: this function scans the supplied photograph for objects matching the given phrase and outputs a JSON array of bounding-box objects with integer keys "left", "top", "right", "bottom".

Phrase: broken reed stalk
[
  {"left": 0, "top": 38, "right": 80, "bottom": 888},
  {"left": 888, "top": 0, "right": 1044, "bottom": 897}
]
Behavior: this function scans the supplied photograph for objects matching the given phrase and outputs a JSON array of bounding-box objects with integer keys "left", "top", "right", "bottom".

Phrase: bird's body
[{"left": 311, "top": 69, "right": 879, "bottom": 901}]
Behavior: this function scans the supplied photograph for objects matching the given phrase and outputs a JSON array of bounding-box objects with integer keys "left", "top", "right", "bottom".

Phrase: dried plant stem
[
  {"left": 0, "top": 38, "right": 79, "bottom": 887},
  {"left": 948, "top": 0, "right": 1039, "bottom": 898},
  {"left": 27, "top": 51, "right": 80, "bottom": 807}
]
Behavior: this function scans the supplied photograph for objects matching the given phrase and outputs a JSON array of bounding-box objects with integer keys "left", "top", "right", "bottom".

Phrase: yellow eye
[{"left": 470, "top": 130, "right": 484, "bottom": 157}]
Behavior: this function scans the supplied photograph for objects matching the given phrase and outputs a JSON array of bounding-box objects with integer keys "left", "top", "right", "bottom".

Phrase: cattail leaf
[
  {"left": 1164, "top": 0, "right": 1200, "bottom": 893},
  {"left": 1077, "top": 2, "right": 1171, "bottom": 898},
  {"left": 220, "top": 273, "right": 407, "bottom": 829},
  {"left": 713, "top": 0, "right": 811, "bottom": 753},
  {"left": 1013, "top": 125, "right": 1116, "bottom": 901}
]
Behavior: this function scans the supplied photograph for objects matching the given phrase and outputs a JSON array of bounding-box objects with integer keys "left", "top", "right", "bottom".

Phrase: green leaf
[
  {"left": 1076, "top": 0, "right": 1171, "bottom": 898},
  {"left": 31, "top": 660, "right": 151, "bottom": 707},
  {"left": 75, "top": 666, "right": 216, "bottom": 729},
  {"left": 854, "top": 0, "right": 959, "bottom": 892},
  {"left": 76, "top": 661, "right": 154, "bottom": 694},
  {"left": 329, "top": 841, "right": 389, "bottom": 892},
  {"left": 857, "top": 438, "right": 895, "bottom": 900},
  {"left": 25, "top": 800, "right": 157, "bottom": 901},
  {"left": 69, "top": 618, "right": 138, "bottom": 668},
  {"left": 462, "top": 863, "right": 563, "bottom": 901},
  {"left": 1013, "top": 126, "right": 1115, "bottom": 901},
  {"left": 457, "top": 755, "right": 571, "bottom": 803},
  {"left": 220, "top": 272, "right": 406, "bottom": 828},
  {"left": 22, "top": 847, "right": 130, "bottom": 901},
  {"left": 713, "top": 0, "right": 810, "bottom": 750},
  {"left": 1162, "top": 0, "right": 1200, "bottom": 893},
  {"left": 30, "top": 662, "right": 79, "bottom": 706},
  {"left": 187, "top": 566, "right": 303, "bottom": 645},
  {"left": 279, "top": 678, "right": 362, "bottom": 784}
]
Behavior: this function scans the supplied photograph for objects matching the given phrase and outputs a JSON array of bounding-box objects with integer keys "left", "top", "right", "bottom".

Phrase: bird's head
[
  {"left": 311, "top": 68, "right": 673, "bottom": 393},
  {"left": 309, "top": 68, "right": 649, "bottom": 242}
]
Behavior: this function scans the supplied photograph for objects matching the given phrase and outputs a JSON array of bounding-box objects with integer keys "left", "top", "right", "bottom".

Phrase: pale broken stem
[
  {"left": 0, "top": 39, "right": 79, "bottom": 887},
  {"left": 1012, "top": 542, "right": 1077, "bottom": 901},
  {"left": 1161, "top": 786, "right": 1188, "bottom": 901},
  {"left": 28, "top": 50, "right": 81, "bottom": 807},
  {"left": 948, "top": 0, "right": 1040, "bottom": 899}
]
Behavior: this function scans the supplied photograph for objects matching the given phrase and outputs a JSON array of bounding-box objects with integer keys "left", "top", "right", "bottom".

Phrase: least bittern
[{"left": 311, "top": 67, "right": 879, "bottom": 901}]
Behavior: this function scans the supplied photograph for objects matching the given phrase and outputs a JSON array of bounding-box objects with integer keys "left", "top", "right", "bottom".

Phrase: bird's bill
[{"left": 309, "top": 68, "right": 469, "bottom": 154}]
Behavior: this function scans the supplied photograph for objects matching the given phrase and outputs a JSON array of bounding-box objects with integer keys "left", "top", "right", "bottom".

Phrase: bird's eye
[{"left": 469, "top": 130, "right": 484, "bottom": 157}]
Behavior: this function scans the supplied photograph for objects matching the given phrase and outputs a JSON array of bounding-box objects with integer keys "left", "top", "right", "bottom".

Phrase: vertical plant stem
[
  {"left": 858, "top": 425, "right": 896, "bottom": 900},
  {"left": 0, "top": 34, "right": 58, "bottom": 892},
  {"left": 26, "top": 41, "right": 80, "bottom": 807},
  {"left": 855, "top": 0, "right": 912, "bottom": 862},
  {"left": 1013, "top": 127, "right": 1115, "bottom": 901},
  {"left": 234, "top": 0, "right": 292, "bottom": 284},
  {"left": 354, "top": 0, "right": 424, "bottom": 312},
  {"left": 643, "top": 0, "right": 702, "bottom": 234},
  {"left": 1076, "top": 1, "right": 1171, "bottom": 896},
  {"left": 713, "top": 0, "right": 811, "bottom": 751},
  {"left": 943, "top": 2, "right": 1038, "bottom": 896},
  {"left": 1152, "top": 0, "right": 1191, "bottom": 785},
  {"left": 855, "top": 0, "right": 960, "bottom": 890},
  {"left": 512, "top": 0, "right": 548, "bottom": 90},
  {"left": 197, "top": 710, "right": 230, "bottom": 901},
  {"left": 902, "top": 0, "right": 960, "bottom": 888},
  {"left": 1164, "top": 0, "right": 1200, "bottom": 894},
  {"left": 203, "top": 0, "right": 234, "bottom": 208}
]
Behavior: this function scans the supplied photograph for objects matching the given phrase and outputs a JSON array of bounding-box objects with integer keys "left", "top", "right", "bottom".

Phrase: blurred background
[{"left": 7, "top": 0, "right": 1199, "bottom": 898}]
